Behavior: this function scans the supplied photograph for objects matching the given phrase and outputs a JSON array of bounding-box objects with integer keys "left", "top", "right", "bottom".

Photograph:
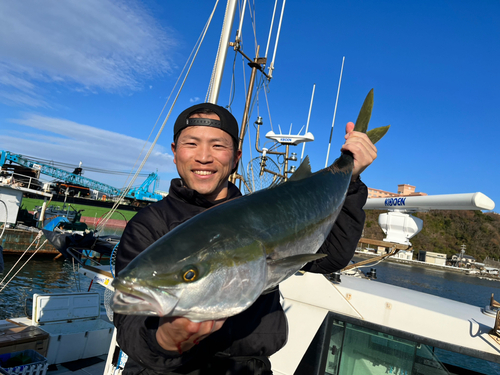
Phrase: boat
[
  {"left": 467, "top": 269, "right": 481, "bottom": 275},
  {"left": 1, "top": 1, "right": 499, "bottom": 374},
  {"left": 271, "top": 272, "right": 500, "bottom": 374},
  {"left": 95, "top": 2, "right": 499, "bottom": 373},
  {"left": 0, "top": 178, "right": 59, "bottom": 255}
]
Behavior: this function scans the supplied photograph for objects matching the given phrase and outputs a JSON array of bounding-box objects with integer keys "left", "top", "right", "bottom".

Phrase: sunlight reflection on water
[{"left": 0, "top": 255, "right": 106, "bottom": 320}]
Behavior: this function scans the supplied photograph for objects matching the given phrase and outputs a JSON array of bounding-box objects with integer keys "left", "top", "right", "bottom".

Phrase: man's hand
[
  {"left": 156, "top": 317, "right": 226, "bottom": 354},
  {"left": 341, "top": 122, "right": 377, "bottom": 181}
]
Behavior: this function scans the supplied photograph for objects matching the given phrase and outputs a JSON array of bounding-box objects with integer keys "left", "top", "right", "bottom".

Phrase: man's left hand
[{"left": 341, "top": 122, "right": 377, "bottom": 181}]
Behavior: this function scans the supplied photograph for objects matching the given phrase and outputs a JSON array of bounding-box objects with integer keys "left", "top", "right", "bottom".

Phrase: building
[
  {"left": 368, "top": 184, "right": 428, "bottom": 199},
  {"left": 418, "top": 250, "right": 447, "bottom": 266},
  {"left": 451, "top": 254, "right": 476, "bottom": 266},
  {"left": 393, "top": 249, "right": 414, "bottom": 260}
]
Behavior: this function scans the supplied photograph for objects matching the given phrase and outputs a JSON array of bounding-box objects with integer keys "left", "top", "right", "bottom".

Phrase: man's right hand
[{"left": 156, "top": 317, "right": 226, "bottom": 354}]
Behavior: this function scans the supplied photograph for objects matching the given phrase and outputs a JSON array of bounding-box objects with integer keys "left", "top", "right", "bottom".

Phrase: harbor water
[
  {"left": 0, "top": 226, "right": 121, "bottom": 320},
  {"left": 352, "top": 256, "right": 500, "bottom": 308},
  {"left": 354, "top": 256, "right": 500, "bottom": 374},
  {"left": 4, "top": 255, "right": 499, "bottom": 318},
  {"left": 0, "top": 255, "right": 108, "bottom": 320},
  {"left": 1, "top": 253, "right": 500, "bottom": 373}
]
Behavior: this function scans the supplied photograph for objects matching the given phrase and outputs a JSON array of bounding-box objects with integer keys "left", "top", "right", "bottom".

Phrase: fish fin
[
  {"left": 286, "top": 156, "right": 313, "bottom": 182},
  {"left": 266, "top": 156, "right": 312, "bottom": 189},
  {"left": 264, "top": 253, "right": 327, "bottom": 292},
  {"left": 354, "top": 89, "right": 374, "bottom": 133},
  {"left": 267, "top": 253, "right": 327, "bottom": 267},
  {"left": 366, "top": 125, "right": 390, "bottom": 144}
]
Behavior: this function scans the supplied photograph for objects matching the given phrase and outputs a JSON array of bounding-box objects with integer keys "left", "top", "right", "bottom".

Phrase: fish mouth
[{"left": 111, "top": 278, "right": 180, "bottom": 316}]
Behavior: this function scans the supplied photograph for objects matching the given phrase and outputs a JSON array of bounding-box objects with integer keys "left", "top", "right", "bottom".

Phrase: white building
[{"left": 418, "top": 250, "right": 447, "bottom": 266}]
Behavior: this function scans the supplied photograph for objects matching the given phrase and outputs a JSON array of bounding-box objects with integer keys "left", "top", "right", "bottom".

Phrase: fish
[{"left": 111, "top": 89, "right": 389, "bottom": 322}]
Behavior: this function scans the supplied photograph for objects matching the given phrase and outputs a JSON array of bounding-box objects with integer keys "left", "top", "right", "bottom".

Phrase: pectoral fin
[{"left": 263, "top": 253, "right": 327, "bottom": 293}]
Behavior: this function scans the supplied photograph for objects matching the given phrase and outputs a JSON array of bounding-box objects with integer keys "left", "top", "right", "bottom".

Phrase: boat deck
[{"left": 47, "top": 355, "right": 107, "bottom": 375}]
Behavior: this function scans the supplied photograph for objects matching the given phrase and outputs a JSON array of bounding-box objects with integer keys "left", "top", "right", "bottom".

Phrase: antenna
[
  {"left": 268, "top": 0, "right": 287, "bottom": 78},
  {"left": 301, "top": 84, "right": 316, "bottom": 163},
  {"left": 235, "top": 0, "right": 248, "bottom": 43},
  {"left": 324, "top": 56, "right": 345, "bottom": 168},
  {"left": 265, "top": 0, "right": 279, "bottom": 59}
]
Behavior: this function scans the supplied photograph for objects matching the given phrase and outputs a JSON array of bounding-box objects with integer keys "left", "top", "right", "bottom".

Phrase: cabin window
[
  {"left": 295, "top": 314, "right": 450, "bottom": 375},
  {"left": 332, "top": 322, "right": 418, "bottom": 374},
  {"left": 294, "top": 313, "right": 500, "bottom": 374}
]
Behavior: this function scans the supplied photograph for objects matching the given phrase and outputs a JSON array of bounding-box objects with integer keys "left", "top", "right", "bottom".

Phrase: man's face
[{"left": 171, "top": 113, "right": 241, "bottom": 201}]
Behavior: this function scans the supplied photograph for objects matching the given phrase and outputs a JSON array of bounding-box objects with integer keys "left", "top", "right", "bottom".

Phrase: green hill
[{"left": 363, "top": 210, "right": 500, "bottom": 261}]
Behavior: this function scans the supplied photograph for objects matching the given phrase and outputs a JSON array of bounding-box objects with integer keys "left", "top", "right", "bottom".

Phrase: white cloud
[
  {"left": 190, "top": 97, "right": 200, "bottom": 103},
  {"left": 1, "top": 114, "right": 176, "bottom": 189},
  {"left": 0, "top": 0, "right": 176, "bottom": 107}
]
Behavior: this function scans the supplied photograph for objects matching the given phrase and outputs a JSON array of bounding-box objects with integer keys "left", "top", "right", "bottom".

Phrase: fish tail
[{"left": 354, "top": 89, "right": 389, "bottom": 145}]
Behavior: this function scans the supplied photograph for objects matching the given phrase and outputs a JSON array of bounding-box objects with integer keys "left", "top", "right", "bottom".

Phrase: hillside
[{"left": 362, "top": 210, "right": 500, "bottom": 262}]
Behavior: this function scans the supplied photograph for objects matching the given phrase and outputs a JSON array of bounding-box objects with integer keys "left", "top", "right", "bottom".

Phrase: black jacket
[{"left": 114, "top": 177, "right": 367, "bottom": 374}]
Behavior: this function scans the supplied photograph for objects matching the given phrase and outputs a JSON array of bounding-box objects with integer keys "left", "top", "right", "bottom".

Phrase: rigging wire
[
  {"left": 15, "top": 155, "right": 152, "bottom": 177},
  {"left": 247, "top": 0, "right": 259, "bottom": 57},
  {"left": 72, "top": 258, "right": 82, "bottom": 292},
  {"left": 227, "top": 52, "right": 238, "bottom": 109},
  {"left": 0, "top": 233, "right": 46, "bottom": 293},
  {"left": 97, "top": 1, "right": 220, "bottom": 232},
  {"left": 262, "top": 79, "right": 274, "bottom": 132},
  {"left": 118, "top": 5, "right": 217, "bottom": 193}
]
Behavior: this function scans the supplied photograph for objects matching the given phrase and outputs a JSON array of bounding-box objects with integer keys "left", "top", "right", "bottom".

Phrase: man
[{"left": 114, "top": 103, "right": 377, "bottom": 374}]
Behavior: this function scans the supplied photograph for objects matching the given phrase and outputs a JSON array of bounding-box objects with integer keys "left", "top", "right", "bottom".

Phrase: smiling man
[
  {"left": 114, "top": 103, "right": 376, "bottom": 375},
  {"left": 171, "top": 106, "right": 241, "bottom": 201}
]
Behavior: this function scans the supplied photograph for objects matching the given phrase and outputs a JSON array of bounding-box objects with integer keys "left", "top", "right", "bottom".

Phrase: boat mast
[{"left": 207, "top": 0, "right": 238, "bottom": 104}]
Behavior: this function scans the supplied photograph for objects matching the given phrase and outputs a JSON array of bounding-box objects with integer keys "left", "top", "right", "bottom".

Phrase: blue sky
[{"left": 0, "top": 0, "right": 498, "bottom": 212}]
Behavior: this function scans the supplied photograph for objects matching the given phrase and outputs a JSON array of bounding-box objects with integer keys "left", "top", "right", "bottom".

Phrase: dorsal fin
[
  {"left": 287, "top": 156, "right": 312, "bottom": 182},
  {"left": 266, "top": 156, "right": 312, "bottom": 189}
]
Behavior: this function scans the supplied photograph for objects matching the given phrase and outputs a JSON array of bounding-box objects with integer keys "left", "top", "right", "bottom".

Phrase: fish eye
[{"left": 182, "top": 267, "right": 199, "bottom": 282}]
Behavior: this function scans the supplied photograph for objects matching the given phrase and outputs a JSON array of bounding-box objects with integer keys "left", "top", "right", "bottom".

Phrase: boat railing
[{"left": 0, "top": 170, "right": 44, "bottom": 191}]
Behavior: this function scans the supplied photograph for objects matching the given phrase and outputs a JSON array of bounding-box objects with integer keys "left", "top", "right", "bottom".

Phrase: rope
[
  {"left": 97, "top": 1, "right": 221, "bottom": 234},
  {"left": 263, "top": 80, "right": 274, "bottom": 131},
  {"left": 72, "top": 257, "right": 82, "bottom": 292},
  {"left": 0, "top": 231, "right": 42, "bottom": 287},
  {"left": 205, "top": 0, "right": 223, "bottom": 102},
  {"left": 0, "top": 199, "right": 8, "bottom": 241},
  {"left": 0, "top": 233, "right": 47, "bottom": 293},
  {"left": 341, "top": 246, "right": 408, "bottom": 272},
  {"left": 110, "top": 241, "right": 120, "bottom": 278}
]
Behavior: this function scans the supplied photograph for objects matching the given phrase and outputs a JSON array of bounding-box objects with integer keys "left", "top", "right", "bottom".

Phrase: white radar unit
[
  {"left": 265, "top": 130, "right": 314, "bottom": 145},
  {"left": 363, "top": 192, "right": 495, "bottom": 246}
]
